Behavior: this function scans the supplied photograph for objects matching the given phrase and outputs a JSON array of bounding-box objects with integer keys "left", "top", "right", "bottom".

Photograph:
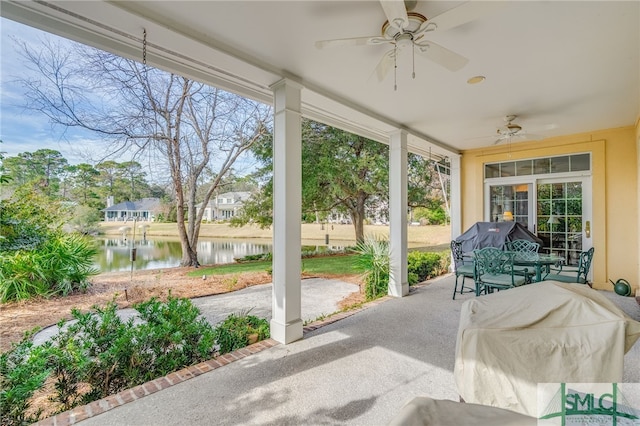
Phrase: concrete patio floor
[{"left": 47, "top": 274, "right": 640, "bottom": 426}]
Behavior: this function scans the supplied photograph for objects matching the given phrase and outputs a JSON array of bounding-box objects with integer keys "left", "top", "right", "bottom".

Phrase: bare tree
[{"left": 16, "top": 37, "right": 271, "bottom": 267}]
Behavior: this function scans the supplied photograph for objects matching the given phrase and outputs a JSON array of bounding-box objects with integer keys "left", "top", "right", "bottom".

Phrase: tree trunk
[
  {"left": 180, "top": 242, "right": 200, "bottom": 268},
  {"left": 352, "top": 210, "right": 365, "bottom": 243},
  {"left": 175, "top": 179, "right": 200, "bottom": 268},
  {"left": 350, "top": 191, "right": 368, "bottom": 243}
]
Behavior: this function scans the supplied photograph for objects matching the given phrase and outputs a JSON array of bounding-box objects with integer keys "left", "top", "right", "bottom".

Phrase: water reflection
[{"left": 94, "top": 237, "right": 272, "bottom": 273}]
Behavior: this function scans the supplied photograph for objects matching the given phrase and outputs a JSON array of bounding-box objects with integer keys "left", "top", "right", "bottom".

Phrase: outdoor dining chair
[
  {"left": 505, "top": 239, "right": 540, "bottom": 253},
  {"left": 505, "top": 239, "right": 540, "bottom": 283},
  {"left": 473, "top": 247, "right": 527, "bottom": 295},
  {"left": 547, "top": 247, "right": 595, "bottom": 285},
  {"left": 450, "top": 240, "right": 475, "bottom": 300}
]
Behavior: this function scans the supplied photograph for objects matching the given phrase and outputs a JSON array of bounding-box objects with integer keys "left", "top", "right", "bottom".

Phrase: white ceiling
[{"left": 2, "top": 1, "right": 639, "bottom": 157}]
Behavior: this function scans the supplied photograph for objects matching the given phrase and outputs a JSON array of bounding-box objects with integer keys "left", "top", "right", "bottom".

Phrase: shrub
[
  {"left": 135, "top": 296, "right": 216, "bottom": 373},
  {"left": 0, "top": 251, "right": 52, "bottom": 302},
  {"left": 353, "top": 235, "right": 390, "bottom": 301},
  {"left": 235, "top": 252, "right": 272, "bottom": 263},
  {"left": 408, "top": 271, "right": 420, "bottom": 285},
  {"left": 412, "top": 206, "right": 448, "bottom": 225},
  {"left": 0, "top": 193, "right": 55, "bottom": 252},
  {"left": 0, "top": 330, "right": 52, "bottom": 426},
  {"left": 0, "top": 233, "right": 99, "bottom": 302},
  {"left": 1, "top": 297, "right": 271, "bottom": 423},
  {"left": 426, "top": 206, "right": 448, "bottom": 225},
  {"left": 13, "top": 297, "right": 217, "bottom": 417},
  {"left": 407, "top": 250, "right": 451, "bottom": 284},
  {"left": 54, "top": 297, "right": 216, "bottom": 403},
  {"left": 213, "top": 310, "right": 270, "bottom": 354}
]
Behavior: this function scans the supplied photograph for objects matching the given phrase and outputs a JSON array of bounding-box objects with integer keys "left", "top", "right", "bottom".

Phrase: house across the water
[
  {"left": 102, "top": 196, "right": 161, "bottom": 222},
  {"left": 196, "top": 191, "right": 251, "bottom": 221}
]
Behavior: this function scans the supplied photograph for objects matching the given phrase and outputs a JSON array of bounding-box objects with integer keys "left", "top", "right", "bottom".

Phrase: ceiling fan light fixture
[
  {"left": 396, "top": 33, "right": 413, "bottom": 49},
  {"left": 497, "top": 123, "right": 522, "bottom": 136},
  {"left": 496, "top": 115, "right": 522, "bottom": 136}
]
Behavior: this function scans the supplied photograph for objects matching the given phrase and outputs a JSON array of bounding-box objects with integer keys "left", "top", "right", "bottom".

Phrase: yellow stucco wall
[
  {"left": 460, "top": 126, "right": 639, "bottom": 292},
  {"left": 636, "top": 117, "right": 640, "bottom": 297}
]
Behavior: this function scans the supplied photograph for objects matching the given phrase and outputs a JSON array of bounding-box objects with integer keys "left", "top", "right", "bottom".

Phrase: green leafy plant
[
  {"left": 407, "top": 250, "right": 450, "bottom": 284},
  {"left": 0, "top": 330, "right": 52, "bottom": 426},
  {"left": 0, "top": 251, "right": 52, "bottom": 302},
  {"left": 235, "top": 252, "right": 272, "bottom": 263},
  {"left": 0, "top": 233, "right": 98, "bottom": 303},
  {"left": 213, "top": 310, "right": 270, "bottom": 354},
  {"left": 47, "top": 332, "right": 92, "bottom": 412},
  {"left": 353, "top": 235, "right": 390, "bottom": 301},
  {"left": 48, "top": 303, "right": 139, "bottom": 405},
  {"left": 41, "top": 234, "right": 99, "bottom": 296},
  {"left": 408, "top": 271, "right": 420, "bottom": 285},
  {"left": 26, "top": 296, "right": 216, "bottom": 416},
  {"left": 134, "top": 296, "right": 216, "bottom": 375}
]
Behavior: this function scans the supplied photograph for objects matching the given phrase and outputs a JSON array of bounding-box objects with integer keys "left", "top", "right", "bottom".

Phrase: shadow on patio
[{"left": 55, "top": 274, "right": 639, "bottom": 426}]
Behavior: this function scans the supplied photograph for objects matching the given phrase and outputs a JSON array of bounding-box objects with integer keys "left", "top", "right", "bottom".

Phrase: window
[{"left": 485, "top": 154, "right": 591, "bottom": 178}]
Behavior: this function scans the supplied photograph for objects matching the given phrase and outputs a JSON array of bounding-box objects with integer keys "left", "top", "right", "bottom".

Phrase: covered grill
[{"left": 456, "top": 222, "right": 543, "bottom": 253}]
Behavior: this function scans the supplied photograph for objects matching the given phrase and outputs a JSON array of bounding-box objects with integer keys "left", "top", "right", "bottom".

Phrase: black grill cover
[{"left": 456, "top": 222, "right": 543, "bottom": 253}]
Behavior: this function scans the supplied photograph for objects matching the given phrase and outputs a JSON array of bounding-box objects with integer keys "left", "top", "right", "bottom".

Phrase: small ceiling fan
[
  {"left": 494, "top": 115, "right": 543, "bottom": 145},
  {"left": 315, "top": 1, "right": 505, "bottom": 88}
]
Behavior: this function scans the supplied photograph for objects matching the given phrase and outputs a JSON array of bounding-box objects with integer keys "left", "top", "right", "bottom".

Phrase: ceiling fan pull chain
[
  {"left": 394, "top": 44, "right": 398, "bottom": 91},
  {"left": 412, "top": 44, "right": 416, "bottom": 79},
  {"left": 142, "top": 28, "right": 147, "bottom": 66}
]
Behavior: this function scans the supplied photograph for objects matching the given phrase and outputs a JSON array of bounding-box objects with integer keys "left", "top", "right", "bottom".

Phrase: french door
[{"left": 485, "top": 176, "right": 592, "bottom": 267}]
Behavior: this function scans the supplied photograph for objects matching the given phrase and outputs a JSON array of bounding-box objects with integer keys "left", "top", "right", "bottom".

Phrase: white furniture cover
[
  {"left": 388, "top": 396, "right": 536, "bottom": 426},
  {"left": 454, "top": 281, "right": 640, "bottom": 417}
]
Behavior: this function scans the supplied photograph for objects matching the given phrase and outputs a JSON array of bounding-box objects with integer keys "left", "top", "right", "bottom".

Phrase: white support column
[
  {"left": 449, "top": 154, "right": 462, "bottom": 239},
  {"left": 270, "top": 79, "right": 303, "bottom": 344},
  {"left": 389, "top": 130, "right": 408, "bottom": 297}
]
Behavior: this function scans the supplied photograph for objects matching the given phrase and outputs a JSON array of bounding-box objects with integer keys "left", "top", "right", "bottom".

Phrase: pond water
[
  {"left": 93, "top": 237, "right": 346, "bottom": 273},
  {"left": 94, "top": 237, "right": 273, "bottom": 273}
]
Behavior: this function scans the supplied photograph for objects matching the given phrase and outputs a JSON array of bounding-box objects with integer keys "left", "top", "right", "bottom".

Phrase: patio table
[{"left": 511, "top": 252, "right": 564, "bottom": 282}]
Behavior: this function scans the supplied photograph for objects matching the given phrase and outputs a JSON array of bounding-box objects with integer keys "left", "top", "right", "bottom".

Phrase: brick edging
[{"left": 35, "top": 296, "right": 389, "bottom": 426}]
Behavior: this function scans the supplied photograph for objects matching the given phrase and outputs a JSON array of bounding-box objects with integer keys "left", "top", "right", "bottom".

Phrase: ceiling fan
[
  {"left": 315, "top": 1, "right": 504, "bottom": 88},
  {"left": 493, "top": 115, "right": 543, "bottom": 145}
]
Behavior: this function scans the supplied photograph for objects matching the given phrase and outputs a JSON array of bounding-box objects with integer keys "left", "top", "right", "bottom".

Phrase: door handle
[{"left": 585, "top": 221, "right": 591, "bottom": 238}]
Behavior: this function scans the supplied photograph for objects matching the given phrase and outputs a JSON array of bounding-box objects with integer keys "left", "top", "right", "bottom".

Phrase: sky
[
  {"left": 0, "top": 17, "right": 108, "bottom": 165},
  {"left": 0, "top": 17, "right": 260, "bottom": 181}
]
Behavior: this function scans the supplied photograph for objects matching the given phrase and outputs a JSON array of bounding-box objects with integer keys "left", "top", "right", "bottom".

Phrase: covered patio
[
  {"left": 46, "top": 274, "right": 640, "bottom": 425},
  {"left": 2, "top": 2, "right": 639, "bottom": 423},
  {"left": 3, "top": 0, "right": 637, "bottom": 347}
]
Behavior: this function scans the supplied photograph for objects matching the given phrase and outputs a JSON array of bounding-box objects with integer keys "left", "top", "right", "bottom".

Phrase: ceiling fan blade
[
  {"left": 517, "top": 133, "right": 545, "bottom": 141},
  {"left": 374, "top": 50, "right": 395, "bottom": 82},
  {"left": 415, "top": 41, "right": 468, "bottom": 71},
  {"left": 494, "top": 133, "right": 544, "bottom": 145},
  {"left": 429, "top": 1, "right": 508, "bottom": 32},
  {"left": 379, "top": 0, "right": 409, "bottom": 30},
  {"left": 315, "top": 36, "right": 383, "bottom": 49}
]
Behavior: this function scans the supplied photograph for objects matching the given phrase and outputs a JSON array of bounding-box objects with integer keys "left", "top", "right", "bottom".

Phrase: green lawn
[
  {"left": 190, "top": 254, "right": 363, "bottom": 277},
  {"left": 301, "top": 254, "right": 363, "bottom": 275}
]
